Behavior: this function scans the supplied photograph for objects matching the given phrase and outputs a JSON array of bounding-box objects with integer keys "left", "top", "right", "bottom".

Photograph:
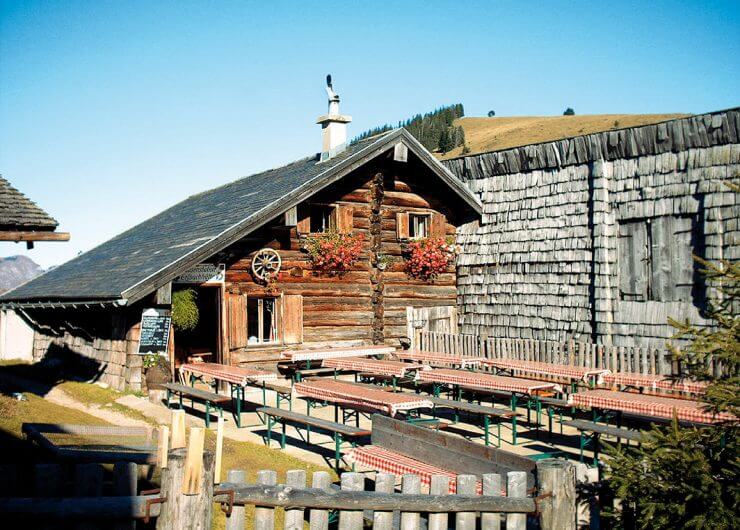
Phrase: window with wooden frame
[
  {"left": 247, "top": 297, "right": 279, "bottom": 344},
  {"left": 297, "top": 203, "right": 354, "bottom": 235},
  {"left": 397, "top": 211, "right": 446, "bottom": 240}
]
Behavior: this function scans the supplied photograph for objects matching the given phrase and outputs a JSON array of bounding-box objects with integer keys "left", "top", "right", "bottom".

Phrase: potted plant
[
  {"left": 404, "top": 236, "right": 458, "bottom": 282},
  {"left": 303, "top": 230, "right": 364, "bottom": 274},
  {"left": 142, "top": 352, "right": 171, "bottom": 390}
]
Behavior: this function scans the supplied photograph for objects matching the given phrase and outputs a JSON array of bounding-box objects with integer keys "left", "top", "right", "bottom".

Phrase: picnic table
[
  {"left": 279, "top": 345, "right": 396, "bottom": 368},
  {"left": 416, "top": 368, "right": 563, "bottom": 444},
  {"left": 294, "top": 379, "right": 435, "bottom": 427},
  {"left": 601, "top": 372, "right": 708, "bottom": 396},
  {"left": 393, "top": 349, "right": 482, "bottom": 369},
  {"left": 179, "top": 362, "right": 277, "bottom": 427},
  {"left": 480, "top": 358, "right": 609, "bottom": 390},
  {"left": 569, "top": 389, "right": 736, "bottom": 425},
  {"left": 322, "top": 357, "right": 425, "bottom": 390}
]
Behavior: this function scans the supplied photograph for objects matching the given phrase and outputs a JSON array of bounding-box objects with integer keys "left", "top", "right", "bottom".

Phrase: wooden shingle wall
[{"left": 445, "top": 109, "right": 740, "bottom": 348}]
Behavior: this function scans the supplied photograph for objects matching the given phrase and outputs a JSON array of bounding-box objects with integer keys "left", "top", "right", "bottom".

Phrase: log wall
[
  {"left": 218, "top": 157, "right": 463, "bottom": 364},
  {"left": 445, "top": 108, "right": 740, "bottom": 348}
]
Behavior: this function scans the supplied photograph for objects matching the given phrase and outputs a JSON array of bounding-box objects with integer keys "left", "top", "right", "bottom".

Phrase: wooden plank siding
[{"left": 216, "top": 161, "right": 464, "bottom": 365}]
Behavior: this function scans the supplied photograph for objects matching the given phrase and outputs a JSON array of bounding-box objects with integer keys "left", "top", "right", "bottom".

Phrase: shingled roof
[
  {"left": 0, "top": 176, "right": 59, "bottom": 231},
  {"left": 1, "top": 129, "right": 481, "bottom": 306}
]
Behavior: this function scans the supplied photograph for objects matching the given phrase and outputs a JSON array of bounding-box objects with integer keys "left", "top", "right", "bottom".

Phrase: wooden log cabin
[{"left": 0, "top": 82, "right": 481, "bottom": 390}]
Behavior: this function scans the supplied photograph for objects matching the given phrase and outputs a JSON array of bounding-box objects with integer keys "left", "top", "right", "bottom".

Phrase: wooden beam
[{"left": 0, "top": 231, "right": 70, "bottom": 242}]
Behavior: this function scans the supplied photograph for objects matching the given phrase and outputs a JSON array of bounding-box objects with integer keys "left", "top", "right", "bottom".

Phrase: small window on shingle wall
[{"left": 618, "top": 215, "right": 702, "bottom": 303}]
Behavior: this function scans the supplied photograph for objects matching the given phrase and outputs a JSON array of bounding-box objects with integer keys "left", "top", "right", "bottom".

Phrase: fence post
[
  {"left": 74, "top": 464, "right": 103, "bottom": 530},
  {"left": 401, "top": 474, "right": 421, "bottom": 530},
  {"left": 254, "top": 470, "right": 278, "bottom": 530},
  {"left": 225, "top": 470, "right": 246, "bottom": 530},
  {"left": 505, "top": 471, "right": 527, "bottom": 530},
  {"left": 157, "top": 448, "right": 215, "bottom": 530},
  {"left": 537, "top": 459, "right": 576, "bottom": 530}
]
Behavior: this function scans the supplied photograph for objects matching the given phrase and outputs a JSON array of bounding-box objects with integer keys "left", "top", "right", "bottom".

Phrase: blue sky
[{"left": 1, "top": 0, "right": 738, "bottom": 268}]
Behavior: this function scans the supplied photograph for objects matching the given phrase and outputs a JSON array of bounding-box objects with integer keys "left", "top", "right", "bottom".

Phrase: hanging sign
[
  {"left": 174, "top": 263, "right": 225, "bottom": 284},
  {"left": 137, "top": 308, "right": 172, "bottom": 355}
]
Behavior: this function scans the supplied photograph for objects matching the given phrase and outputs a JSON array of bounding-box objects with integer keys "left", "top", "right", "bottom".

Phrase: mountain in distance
[{"left": 0, "top": 255, "right": 44, "bottom": 293}]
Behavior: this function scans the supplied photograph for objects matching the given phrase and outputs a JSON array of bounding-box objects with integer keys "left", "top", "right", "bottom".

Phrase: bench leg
[
  {"left": 266, "top": 416, "right": 273, "bottom": 447},
  {"left": 205, "top": 401, "right": 210, "bottom": 428},
  {"left": 483, "top": 415, "right": 490, "bottom": 446},
  {"left": 306, "top": 400, "right": 311, "bottom": 444},
  {"left": 281, "top": 419, "right": 286, "bottom": 449},
  {"left": 334, "top": 433, "right": 342, "bottom": 472},
  {"left": 166, "top": 389, "right": 171, "bottom": 409}
]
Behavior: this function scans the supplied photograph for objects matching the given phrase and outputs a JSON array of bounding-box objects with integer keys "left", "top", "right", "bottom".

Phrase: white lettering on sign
[{"left": 174, "top": 263, "right": 225, "bottom": 284}]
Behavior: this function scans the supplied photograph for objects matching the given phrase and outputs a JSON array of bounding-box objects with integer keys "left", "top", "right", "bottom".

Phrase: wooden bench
[
  {"left": 259, "top": 380, "right": 293, "bottom": 409},
  {"left": 293, "top": 367, "right": 337, "bottom": 382},
  {"left": 563, "top": 419, "right": 645, "bottom": 466},
  {"left": 427, "top": 396, "right": 518, "bottom": 446},
  {"left": 257, "top": 406, "right": 370, "bottom": 470},
  {"left": 163, "top": 383, "right": 231, "bottom": 428},
  {"left": 348, "top": 415, "right": 536, "bottom": 492}
]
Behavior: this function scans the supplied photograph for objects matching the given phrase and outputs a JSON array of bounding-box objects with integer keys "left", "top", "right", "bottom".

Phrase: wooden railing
[{"left": 416, "top": 331, "right": 677, "bottom": 375}]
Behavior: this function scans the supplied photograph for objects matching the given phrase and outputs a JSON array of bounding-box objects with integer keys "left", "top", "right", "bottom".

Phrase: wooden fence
[{"left": 415, "top": 331, "right": 678, "bottom": 375}]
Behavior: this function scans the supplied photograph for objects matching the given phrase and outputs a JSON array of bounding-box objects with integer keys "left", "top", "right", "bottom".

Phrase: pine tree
[
  {"left": 604, "top": 255, "right": 739, "bottom": 529},
  {"left": 563, "top": 107, "right": 575, "bottom": 115}
]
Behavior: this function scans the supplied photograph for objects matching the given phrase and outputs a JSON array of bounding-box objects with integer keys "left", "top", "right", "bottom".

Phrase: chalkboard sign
[{"left": 138, "top": 308, "right": 172, "bottom": 355}]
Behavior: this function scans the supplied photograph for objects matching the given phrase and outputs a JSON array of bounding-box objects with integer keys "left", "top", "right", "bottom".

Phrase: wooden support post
[
  {"left": 537, "top": 459, "right": 577, "bottom": 530},
  {"left": 214, "top": 417, "right": 224, "bottom": 484},
  {"left": 182, "top": 428, "right": 205, "bottom": 495},
  {"left": 157, "top": 448, "right": 215, "bottom": 530},
  {"left": 113, "top": 462, "right": 137, "bottom": 530},
  {"left": 455, "top": 474, "right": 477, "bottom": 530},
  {"left": 171, "top": 410, "right": 186, "bottom": 449},
  {"left": 481, "top": 473, "right": 502, "bottom": 530},
  {"left": 309, "top": 471, "right": 332, "bottom": 530},
  {"left": 34, "top": 463, "right": 63, "bottom": 530},
  {"left": 225, "top": 469, "right": 246, "bottom": 530},
  {"left": 254, "top": 470, "right": 278, "bottom": 529},
  {"left": 338, "top": 472, "right": 364, "bottom": 529},
  {"left": 284, "top": 470, "right": 307, "bottom": 530},
  {"left": 373, "top": 473, "right": 395, "bottom": 530},
  {"left": 401, "top": 474, "right": 421, "bottom": 530},
  {"left": 427, "top": 474, "right": 450, "bottom": 530},
  {"left": 158, "top": 426, "right": 169, "bottom": 468},
  {"left": 74, "top": 464, "right": 103, "bottom": 530},
  {"left": 505, "top": 471, "right": 527, "bottom": 530}
]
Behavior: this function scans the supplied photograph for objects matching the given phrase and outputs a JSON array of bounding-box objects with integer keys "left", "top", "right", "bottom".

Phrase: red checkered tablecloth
[
  {"left": 480, "top": 359, "right": 609, "bottom": 383},
  {"left": 417, "top": 368, "right": 562, "bottom": 395},
  {"left": 569, "top": 389, "right": 736, "bottom": 424},
  {"left": 395, "top": 350, "right": 481, "bottom": 368},
  {"left": 322, "top": 357, "right": 425, "bottom": 378},
  {"left": 280, "top": 345, "right": 396, "bottom": 362},
  {"left": 602, "top": 373, "right": 708, "bottom": 395},
  {"left": 347, "top": 446, "right": 483, "bottom": 494},
  {"left": 180, "top": 362, "right": 277, "bottom": 386},
  {"left": 294, "top": 379, "right": 433, "bottom": 416}
]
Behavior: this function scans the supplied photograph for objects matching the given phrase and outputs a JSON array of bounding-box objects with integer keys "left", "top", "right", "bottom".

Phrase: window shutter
[
  {"left": 396, "top": 212, "right": 409, "bottom": 239},
  {"left": 282, "top": 294, "right": 303, "bottom": 344},
  {"left": 431, "top": 212, "right": 446, "bottom": 238},
  {"left": 336, "top": 204, "right": 354, "bottom": 233},
  {"left": 618, "top": 221, "right": 649, "bottom": 301},
  {"left": 227, "top": 292, "right": 248, "bottom": 349}
]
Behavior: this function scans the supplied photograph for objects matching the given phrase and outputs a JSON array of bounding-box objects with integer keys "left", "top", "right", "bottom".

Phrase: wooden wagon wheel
[{"left": 251, "top": 248, "right": 282, "bottom": 281}]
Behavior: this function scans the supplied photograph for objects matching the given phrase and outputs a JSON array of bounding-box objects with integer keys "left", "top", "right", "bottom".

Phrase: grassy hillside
[{"left": 439, "top": 113, "right": 690, "bottom": 159}]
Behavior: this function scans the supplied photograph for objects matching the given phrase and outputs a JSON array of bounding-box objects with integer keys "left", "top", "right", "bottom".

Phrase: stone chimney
[{"left": 317, "top": 75, "right": 352, "bottom": 161}]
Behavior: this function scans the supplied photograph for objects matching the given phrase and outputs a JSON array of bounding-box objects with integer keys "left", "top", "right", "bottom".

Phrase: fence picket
[
  {"left": 255, "top": 470, "right": 277, "bottom": 530},
  {"left": 113, "top": 462, "right": 137, "bottom": 530},
  {"left": 427, "top": 475, "right": 450, "bottom": 530},
  {"left": 506, "top": 471, "right": 527, "bottom": 530},
  {"left": 400, "top": 474, "right": 421, "bottom": 530},
  {"left": 338, "top": 472, "right": 363, "bottom": 530},
  {"left": 309, "top": 471, "right": 331, "bottom": 530},
  {"left": 225, "top": 470, "right": 246, "bottom": 530},
  {"left": 373, "top": 473, "right": 395, "bottom": 530},
  {"left": 284, "top": 470, "right": 306, "bottom": 530},
  {"left": 455, "top": 475, "right": 478, "bottom": 530},
  {"left": 481, "top": 473, "right": 502, "bottom": 530}
]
